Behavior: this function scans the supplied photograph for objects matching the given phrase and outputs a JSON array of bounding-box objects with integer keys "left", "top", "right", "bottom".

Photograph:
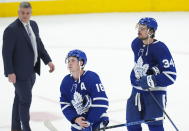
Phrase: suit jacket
[{"left": 2, "top": 18, "right": 52, "bottom": 80}]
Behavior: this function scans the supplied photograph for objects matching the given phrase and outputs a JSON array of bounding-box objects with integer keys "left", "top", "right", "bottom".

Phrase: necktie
[{"left": 26, "top": 24, "right": 38, "bottom": 65}]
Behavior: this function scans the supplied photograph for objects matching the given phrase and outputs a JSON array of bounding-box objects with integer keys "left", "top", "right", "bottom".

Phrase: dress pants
[{"left": 12, "top": 73, "right": 36, "bottom": 131}]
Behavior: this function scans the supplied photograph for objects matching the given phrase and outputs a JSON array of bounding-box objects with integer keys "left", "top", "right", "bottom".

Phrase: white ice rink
[{"left": 0, "top": 12, "right": 189, "bottom": 131}]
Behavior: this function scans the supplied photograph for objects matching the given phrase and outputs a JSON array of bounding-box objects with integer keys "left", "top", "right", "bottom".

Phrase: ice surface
[{"left": 0, "top": 12, "right": 189, "bottom": 131}]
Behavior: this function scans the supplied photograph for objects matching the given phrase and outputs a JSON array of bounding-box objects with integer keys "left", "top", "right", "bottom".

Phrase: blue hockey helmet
[
  {"left": 66, "top": 49, "right": 87, "bottom": 66},
  {"left": 138, "top": 17, "right": 158, "bottom": 31}
]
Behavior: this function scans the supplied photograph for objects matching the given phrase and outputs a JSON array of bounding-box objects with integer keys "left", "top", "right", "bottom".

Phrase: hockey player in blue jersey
[
  {"left": 60, "top": 49, "right": 109, "bottom": 131},
  {"left": 126, "top": 17, "right": 177, "bottom": 131}
]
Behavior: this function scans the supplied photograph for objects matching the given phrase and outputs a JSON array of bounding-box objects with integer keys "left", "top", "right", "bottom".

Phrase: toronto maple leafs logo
[
  {"left": 71, "top": 92, "right": 83, "bottom": 115},
  {"left": 71, "top": 92, "right": 90, "bottom": 115},
  {"left": 134, "top": 56, "right": 149, "bottom": 79}
]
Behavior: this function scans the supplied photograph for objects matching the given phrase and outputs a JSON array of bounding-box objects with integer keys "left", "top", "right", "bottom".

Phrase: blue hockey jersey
[
  {"left": 60, "top": 70, "right": 109, "bottom": 128},
  {"left": 130, "top": 38, "right": 177, "bottom": 92}
]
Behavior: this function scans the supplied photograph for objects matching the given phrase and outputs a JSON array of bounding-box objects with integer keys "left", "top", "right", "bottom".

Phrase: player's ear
[
  {"left": 150, "top": 30, "right": 154, "bottom": 35},
  {"left": 149, "top": 28, "right": 155, "bottom": 36},
  {"left": 79, "top": 60, "right": 84, "bottom": 66}
]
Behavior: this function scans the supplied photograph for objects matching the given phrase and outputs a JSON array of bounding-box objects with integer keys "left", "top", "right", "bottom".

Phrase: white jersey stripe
[
  {"left": 93, "top": 97, "right": 108, "bottom": 101},
  {"left": 133, "top": 85, "right": 167, "bottom": 91},
  {"left": 163, "top": 71, "right": 177, "bottom": 75},
  {"left": 60, "top": 102, "right": 71, "bottom": 105},
  {"left": 91, "top": 104, "right": 109, "bottom": 108},
  {"left": 163, "top": 72, "right": 175, "bottom": 83},
  {"left": 61, "top": 105, "right": 70, "bottom": 111}
]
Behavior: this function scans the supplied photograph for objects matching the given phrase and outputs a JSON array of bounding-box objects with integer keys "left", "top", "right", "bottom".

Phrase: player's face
[
  {"left": 18, "top": 7, "right": 32, "bottom": 23},
  {"left": 137, "top": 24, "right": 149, "bottom": 40},
  {"left": 67, "top": 57, "right": 80, "bottom": 72}
]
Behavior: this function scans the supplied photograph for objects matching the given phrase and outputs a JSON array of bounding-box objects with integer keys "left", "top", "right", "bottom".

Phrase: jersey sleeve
[
  {"left": 86, "top": 72, "right": 109, "bottom": 124},
  {"left": 131, "top": 38, "right": 140, "bottom": 62},
  {"left": 153, "top": 43, "right": 177, "bottom": 87},
  {"left": 60, "top": 77, "right": 79, "bottom": 123}
]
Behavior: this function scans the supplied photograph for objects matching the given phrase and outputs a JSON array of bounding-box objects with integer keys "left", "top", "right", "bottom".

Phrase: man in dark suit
[{"left": 2, "top": 2, "right": 55, "bottom": 131}]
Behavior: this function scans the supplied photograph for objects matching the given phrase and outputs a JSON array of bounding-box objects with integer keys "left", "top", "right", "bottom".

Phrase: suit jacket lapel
[{"left": 16, "top": 19, "right": 33, "bottom": 50}]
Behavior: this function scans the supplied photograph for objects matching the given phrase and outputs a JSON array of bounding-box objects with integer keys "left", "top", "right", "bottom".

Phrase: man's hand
[
  {"left": 75, "top": 117, "right": 90, "bottom": 128},
  {"left": 48, "top": 62, "right": 55, "bottom": 73},
  {"left": 8, "top": 73, "right": 16, "bottom": 84}
]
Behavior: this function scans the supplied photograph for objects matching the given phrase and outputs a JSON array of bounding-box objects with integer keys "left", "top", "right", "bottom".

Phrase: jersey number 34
[{"left": 162, "top": 59, "right": 175, "bottom": 68}]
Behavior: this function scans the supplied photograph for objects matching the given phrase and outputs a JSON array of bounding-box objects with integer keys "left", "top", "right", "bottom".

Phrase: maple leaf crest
[{"left": 134, "top": 56, "right": 149, "bottom": 79}]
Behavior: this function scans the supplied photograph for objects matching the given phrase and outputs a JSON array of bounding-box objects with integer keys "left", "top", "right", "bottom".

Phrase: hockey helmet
[
  {"left": 138, "top": 17, "right": 158, "bottom": 31},
  {"left": 66, "top": 49, "right": 87, "bottom": 66}
]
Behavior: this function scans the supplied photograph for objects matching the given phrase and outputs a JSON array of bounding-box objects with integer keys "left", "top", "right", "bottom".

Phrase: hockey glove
[
  {"left": 146, "top": 66, "right": 160, "bottom": 75},
  {"left": 101, "top": 116, "right": 109, "bottom": 127},
  {"left": 95, "top": 117, "right": 109, "bottom": 131},
  {"left": 100, "top": 120, "right": 109, "bottom": 128},
  {"left": 138, "top": 75, "right": 156, "bottom": 89}
]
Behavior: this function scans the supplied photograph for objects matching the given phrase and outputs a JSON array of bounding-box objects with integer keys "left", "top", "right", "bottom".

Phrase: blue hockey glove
[
  {"left": 101, "top": 117, "right": 109, "bottom": 127},
  {"left": 100, "top": 120, "right": 109, "bottom": 128},
  {"left": 95, "top": 117, "right": 109, "bottom": 130},
  {"left": 137, "top": 75, "right": 156, "bottom": 89}
]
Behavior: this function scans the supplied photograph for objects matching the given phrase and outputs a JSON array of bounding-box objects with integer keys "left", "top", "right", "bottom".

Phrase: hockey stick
[
  {"left": 98, "top": 117, "right": 164, "bottom": 130},
  {"left": 44, "top": 120, "right": 58, "bottom": 131},
  {"left": 147, "top": 88, "right": 179, "bottom": 131},
  {"left": 44, "top": 120, "right": 107, "bottom": 131},
  {"left": 100, "top": 125, "right": 106, "bottom": 131},
  {"left": 44, "top": 120, "right": 106, "bottom": 131}
]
